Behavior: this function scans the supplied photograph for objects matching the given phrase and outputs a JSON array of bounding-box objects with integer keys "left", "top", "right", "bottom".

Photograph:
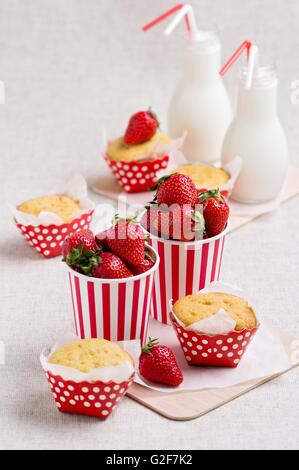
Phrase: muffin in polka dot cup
[
  {"left": 172, "top": 157, "right": 242, "bottom": 199},
  {"left": 103, "top": 110, "right": 184, "bottom": 193},
  {"left": 40, "top": 335, "right": 137, "bottom": 420},
  {"left": 170, "top": 283, "right": 260, "bottom": 368},
  {"left": 11, "top": 174, "right": 95, "bottom": 258}
]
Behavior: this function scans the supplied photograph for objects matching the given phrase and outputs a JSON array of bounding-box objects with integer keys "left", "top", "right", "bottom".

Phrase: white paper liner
[
  {"left": 135, "top": 317, "right": 292, "bottom": 393},
  {"left": 171, "top": 305, "right": 237, "bottom": 335},
  {"left": 40, "top": 333, "right": 141, "bottom": 384},
  {"left": 101, "top": 127, "right": 187, "bottom": 163},
  {"left": 170, "top": 280, "right": 258, "bottom": 335},
  {"left": 10, "top": 174, "right": 95, "bottom": 226}
]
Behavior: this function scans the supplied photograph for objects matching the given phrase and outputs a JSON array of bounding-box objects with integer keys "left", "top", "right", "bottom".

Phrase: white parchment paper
[
  {"left": 135, "top": 282, "right": 291, "bottom": 392},
  {"left": 41, "top": 333, "right": 140, "bottom": 384},
  {"left": 10, "top": 174, "right": 95, "bottom": 226},
  {"left": 101, "top": 127, "right": 186, "bottom": 163}
]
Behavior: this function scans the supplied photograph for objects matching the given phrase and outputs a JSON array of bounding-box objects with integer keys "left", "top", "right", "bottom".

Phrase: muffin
[
  {"left": 175, "top": 164, "right": 230, "bottom": 190},
  {"left": 173, "top": 292, "right": 257, "bottom": 332},
  {"left": 171, "top": 291, "right": 259, "bottom": 368},
  {"left": 49, "top": 338, "right": 134, "bottom": 373},
  {"left": 17, "top": 195, "right": 80, "bottom": 223},
  {"left": 107, "top": 132, "right": 171, "bottom": 163},
  {"left": 105, "top": 110, "right": 172, "bottom": 193},
  {"left": 42, "top": 338, "right": 135, "bottom": 419}
]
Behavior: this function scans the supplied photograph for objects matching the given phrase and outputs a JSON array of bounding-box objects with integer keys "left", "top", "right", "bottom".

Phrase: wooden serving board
[
  {"left": 89, "top": 166, "right": 299, "bottom": 234},
  {"left": 127, "top": 328, "right": 299, "bottom": 421}
]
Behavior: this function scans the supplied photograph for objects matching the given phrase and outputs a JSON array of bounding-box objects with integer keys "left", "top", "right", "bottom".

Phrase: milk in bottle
[
  {"left": 222, "top": 64, "right": 288, "bottom": 203},
  {"left": 168, "top": 31, "right": 233, "bottom": 163}
]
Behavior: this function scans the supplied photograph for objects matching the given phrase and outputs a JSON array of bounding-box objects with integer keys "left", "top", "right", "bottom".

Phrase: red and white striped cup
[
  {"left": 66, "top": 245, "right": 159, "bottom": 345},
  {"left": 148, "top": 223, "right": 229, "bottom": 325}
]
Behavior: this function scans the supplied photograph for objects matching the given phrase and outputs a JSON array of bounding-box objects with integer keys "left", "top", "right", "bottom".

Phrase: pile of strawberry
[
  {"left": 62, "top": 216, "right": 155, "bottom": 279},
  {"left": 142, "top": 173, "right": 230, "bottom": 241}
]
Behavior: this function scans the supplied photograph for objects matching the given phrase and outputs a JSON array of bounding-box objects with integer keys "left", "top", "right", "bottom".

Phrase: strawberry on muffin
[{"left": 105, "top": 109, "right": 173, "bottom": 193}]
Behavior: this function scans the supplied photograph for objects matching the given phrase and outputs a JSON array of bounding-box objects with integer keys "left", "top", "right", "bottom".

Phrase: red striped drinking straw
[
  {"left": 142, "top": 3, "right": 200, "bottom": 38},
  {"left": 220, "top": 40, "right": 252, "bottom": 76}
]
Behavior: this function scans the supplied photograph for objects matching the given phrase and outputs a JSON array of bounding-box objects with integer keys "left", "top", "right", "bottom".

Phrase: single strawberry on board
[
  {"left": 124, "top": 109, "right": 159, "bottom": 145},
  {"left": 198, "top": 189, "right": 230, "bottom": 238},
  {"left": 62, "top": 229, "right": 98, "bottom": 259},
  {"left": 151, "top": 173, "right": 198, "bottom": 207},
  {"left": 92, "top": 252, "right": 133, "bottom": 279},
  {"left": 97, "top": 216, "right": 145, "bottom": 267},
  {"left": 139, "top": 338, "right": 184, "bottom": 387}
]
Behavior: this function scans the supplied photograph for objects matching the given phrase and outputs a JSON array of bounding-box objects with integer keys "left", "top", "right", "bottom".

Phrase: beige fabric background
[{"left": 0, "top": 0, "right": 298, "bottom": 450}]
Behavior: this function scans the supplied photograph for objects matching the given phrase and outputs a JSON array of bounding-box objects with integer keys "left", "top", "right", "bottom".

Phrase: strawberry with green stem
[
  {"left": 198, "top": 189, "right": 230, "bottom": 238},
  {"left": 124, "top": 109, "right": 159, "bottom": 145},
  {"left": 142, "top": 204, "right": 205, "bottom": 241},
  {"left": 139, "top": 338, "right": 184, "bottom": 387},
  {"left": 96, "top": 215, "right": 146, "bottom": 267},
  {"left": 150, "top": 173, "right": 198, "bottom": 207},
  {"left": 131, "top": 249, "right": 155, "bottom": 275}
]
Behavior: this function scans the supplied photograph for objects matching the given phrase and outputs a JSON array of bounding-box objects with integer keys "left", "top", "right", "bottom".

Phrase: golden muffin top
[
  {"left": 49, "top": 339, "right": 134, "bottom": 373},
  {"left": 107, "top": 132, "right": 172, "bottom": 162},
  {"left": 173, "top": 292, "right": 257, "bottom": 332},
  {"left": 17, "top": 195, "right": 80, "bottom": 222},
  {"left": 175, "top": 164, "right": 230, "bottom": 189}
]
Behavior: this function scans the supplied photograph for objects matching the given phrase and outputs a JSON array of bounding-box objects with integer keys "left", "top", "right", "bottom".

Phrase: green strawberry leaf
[
  {"left": 149, "top": 174, "right": 173, "bottom": 192},
  {"left": 198, "top": 188, "right": 224, "bottom": 204},
  {"left": 145, "top": 249, "right": 154, "bottom": 262},
  {"left": 141, "top": 337, "right": 159, "bottom": 355}
]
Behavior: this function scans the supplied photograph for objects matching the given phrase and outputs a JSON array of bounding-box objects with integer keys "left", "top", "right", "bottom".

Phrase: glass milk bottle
[
  {"left": 222, "top": 65, "right": 288, "bottom": 203},
  {"left": 168, "top": 31, "right": 233, "bottom": 163}
]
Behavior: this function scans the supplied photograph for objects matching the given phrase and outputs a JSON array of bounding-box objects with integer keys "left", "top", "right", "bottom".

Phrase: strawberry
[
  {"left": 124, "top": 109, "right": 159, "bottom": 145},
  {"left": 140, "top": 206, "right": 160, "bottom": 236},
  {"left": 131, "top": 250, "right": 155, "bottom": 275},
  {"left": 142, "top": 205, "right": 205, "bottom": 241},
  {"left": 98, "top": 216, "right": 145, "bottom": 266},
  {"left": 139, "top": 338, "right": 184, "bottom": 387},
  {"left": 151, "top": 173, "right": 198, "bottom": 207},
  {"left": 95, "top": 230, "right": 109, "bottom": 251},
  {"left": 62, "top": 229, "right": 97, "bottom": 259},
  {"left": 157, "top": 205, "right": 205, "bottom": 242},
  {"left": 92, "top": 252, "right": 133, "bottom": 279},
  {"left": 198, "top": 189, "right": 230, "bottom": 238}
]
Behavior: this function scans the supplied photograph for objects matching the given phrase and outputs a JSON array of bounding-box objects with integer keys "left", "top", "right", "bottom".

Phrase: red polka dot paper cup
[
  {"left": 43, "top": 371, "right": 134, "bottom": 420},
  {"left": 147, "top": 223, "right": 230, "bottom": 326},
  {"left": 105, "top": 155, "right": 169, "bottom": 193},
  {"left": 15, "top": 209, "right": 94, "bottom": 259},
  {"left": 66, "top": 245, "right": 159, "bottom": 345},
  {"left": 170, "top": 312, "right": 260, "bottom": 368}
]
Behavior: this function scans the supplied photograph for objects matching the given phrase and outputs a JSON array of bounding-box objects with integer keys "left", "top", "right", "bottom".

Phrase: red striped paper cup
[
  {"left": 170, "top": 312, "right": 260, "bottom": 367},
  {"left": 44, "top": 371, "right": 134, "bottom": 419},
  {"left": 15, "top": 209, "right": 94, "bottom": 259},
  {"left": 105, "top": 154, "right": 169, "bottom": 193},
  {"left": 66, "top": 245, "right": 159, "bottom": 345},
  {"left": 148, "top": 223, "right": 229, "bottom": 325}
]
